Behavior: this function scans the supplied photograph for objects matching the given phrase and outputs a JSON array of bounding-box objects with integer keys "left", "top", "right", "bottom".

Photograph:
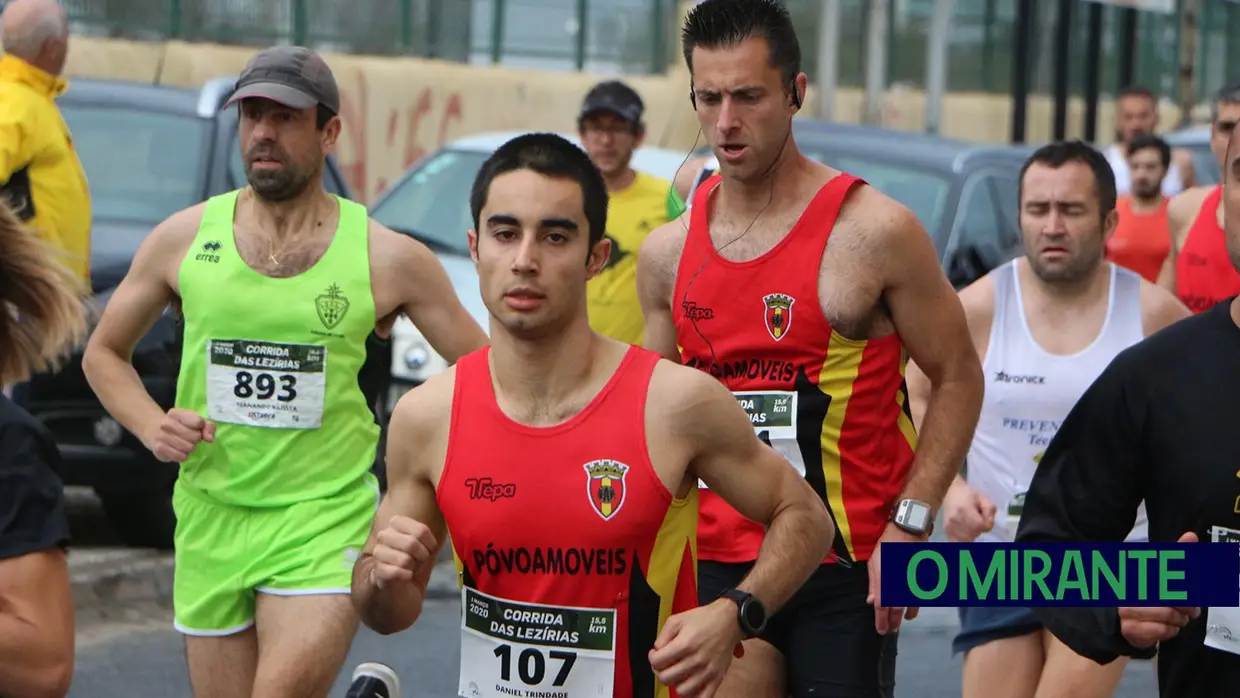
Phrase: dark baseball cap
[
  {"left": 580, "top": 80, "right": 644, "bottom": 125},
  {"left": 224, "top": 45, "right": 340, "bottom": 114}
]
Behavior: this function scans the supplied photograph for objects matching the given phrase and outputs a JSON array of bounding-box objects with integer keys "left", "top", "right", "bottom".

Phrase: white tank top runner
[
  {"left": 967, "top": 260, "right": 1150, "bottom": 543},
  {"left": 1106, "top": 144, "right": 1183, "bottom": 198}
]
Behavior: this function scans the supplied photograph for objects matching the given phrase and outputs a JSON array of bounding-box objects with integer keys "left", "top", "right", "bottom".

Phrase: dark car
[
  {"left": 688, "top": 121, "right": 1033, "bottom": 288},
  {"left": 17, "top": 77, "right": 381, "bottom": 549}
]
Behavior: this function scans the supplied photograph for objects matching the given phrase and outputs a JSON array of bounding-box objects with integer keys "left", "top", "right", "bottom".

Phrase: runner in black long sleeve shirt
[{"left": 1016, "top": 129, "right": 1240, "bottom": 697}]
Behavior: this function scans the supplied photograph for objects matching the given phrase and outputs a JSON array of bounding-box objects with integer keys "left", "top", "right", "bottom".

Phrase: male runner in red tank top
[
  {"left": 1157, "top": 82, "right": 1240, "bottom": 312},
  {"left": 635, "top": 2, "right": 985, "bottom": 696},
  {"left": 350, "top": 133, "right": 834, "bottom": 698}
]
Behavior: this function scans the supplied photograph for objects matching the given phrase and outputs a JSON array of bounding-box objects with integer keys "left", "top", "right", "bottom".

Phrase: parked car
[
  {"left": 369, "top": 131, "right": 690, "bottom": 402},
  {"left": 1163, "top": 124, "right": 1220, "bottom": 187},
  {"left": 688, "top": 121, "right": 1032, "bottom": 288},
  {"left": 17, "top": 77, "right": 361, "bottom": 549}
]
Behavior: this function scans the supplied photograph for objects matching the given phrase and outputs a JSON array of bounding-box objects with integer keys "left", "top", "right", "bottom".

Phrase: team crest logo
[
  {"left": 762, "top": 293, "right": 794, "bottom": 342},
  {"left": 315, "top": 283, "right": 350, "bottom": 330},
  {"left": 583, "top": 459, "right": 629, "bottom": 521}
]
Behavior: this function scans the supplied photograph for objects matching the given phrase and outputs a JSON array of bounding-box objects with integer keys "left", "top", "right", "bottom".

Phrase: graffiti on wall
[{"left": 335, "top": 70, "right": 464, "bottom": 203}]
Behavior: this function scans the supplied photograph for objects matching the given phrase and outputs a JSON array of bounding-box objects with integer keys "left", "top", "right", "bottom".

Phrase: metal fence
[{"left": 58, "top": 0, "right": 1240, "bottom": 99}]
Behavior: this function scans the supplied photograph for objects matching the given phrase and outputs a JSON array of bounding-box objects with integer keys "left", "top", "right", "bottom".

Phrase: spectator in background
[
  {"left": 1104, "top": 85, "right": 1196, "bottom": 197},
  {"left": 1106, "top": 134, "right": 1172, "bottom": 283},
  {"left": 0, "top": 202, "right": 88, "bottom": 698},
  {"left": 1157, "top": 81, "right": 1240, "bottom": 313},
  {"left": 0, "top": 0, "right": 91, "bottom": 289},
  {"left": 578, "top": 80, "right": 685, "bottom": 345}
]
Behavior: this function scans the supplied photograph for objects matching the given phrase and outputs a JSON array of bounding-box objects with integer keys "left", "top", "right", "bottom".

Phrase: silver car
[{"left": 369, "top": 131, "right": 693, "bottom": 409}]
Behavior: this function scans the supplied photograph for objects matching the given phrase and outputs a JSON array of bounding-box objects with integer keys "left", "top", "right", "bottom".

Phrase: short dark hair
[
  {"left": 681, "top": 0, "right": 801, "bottom": 85},
  {"left": 1118, "top": 85, "right": 1157, "bottom": 104},
  {"left": 1127, "top": 134, "right": 1171, "bottom": 169},
  {"left": 1018, "top": 140, "right": 1117, "bottom": 216},
  {"left": 1212, "top": 80, "right": 1240, "bottom": 122},
  {"left": 470, "top": 133, "right": 609, "bottom": 249}
]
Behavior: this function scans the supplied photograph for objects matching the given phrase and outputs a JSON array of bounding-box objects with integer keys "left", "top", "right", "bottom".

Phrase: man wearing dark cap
[
  {"left": 82, "top": 45, "right": 487, "bottom": 698},
  {"left": 579, "top": 80, "right": 685, "bottom": 346}
]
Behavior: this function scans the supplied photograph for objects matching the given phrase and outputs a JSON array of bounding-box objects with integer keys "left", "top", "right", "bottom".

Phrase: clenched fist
[
  {"left": 1119, "top": 531, "right": 1201, "bottom": 648},
  {"left": 148, "top": 408, "right": 215, "bottom": 463},
  {"left": 942, "top": 479, "right": 996, "bottom": 543},
  {"left": 370, "top": 516, "right": 438, "bottom": 590}
]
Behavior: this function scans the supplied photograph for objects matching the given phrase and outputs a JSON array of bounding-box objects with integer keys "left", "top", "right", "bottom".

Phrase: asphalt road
[{"left": 68, "top": 597, "right": 1158, "bottom": 698}]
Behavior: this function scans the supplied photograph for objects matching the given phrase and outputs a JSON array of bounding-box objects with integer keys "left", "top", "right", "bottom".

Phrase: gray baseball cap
[{"left": 224, "top": 45, "right": 340, "bottom": 114}]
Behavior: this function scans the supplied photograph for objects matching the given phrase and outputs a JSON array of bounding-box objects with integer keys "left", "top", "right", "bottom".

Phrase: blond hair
[{"left": 0, "top": 202, "right": 89, "bottom": 386}]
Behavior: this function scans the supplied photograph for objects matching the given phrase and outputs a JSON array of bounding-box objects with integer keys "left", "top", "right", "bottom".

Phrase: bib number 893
[
  {"left": 233, "top": 371, "right": 297, "bottom": 402},
  {"left": 493, "top": 644, "right": 576, "bottom": 687}
]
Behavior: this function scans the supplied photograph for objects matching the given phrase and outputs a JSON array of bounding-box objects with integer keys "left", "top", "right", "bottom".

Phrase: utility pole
[
  {"left": 862, "top": 0, "right": 889, "bottom": 125},
  {"left": 923, "top": 0, "right": 954, "bottom": 135},
  {"left": 1176, "top": 0, "right": 1201, "bottom": 127},
  {"left": 816, "top": 0, "right": 841, "bottom": 121}
]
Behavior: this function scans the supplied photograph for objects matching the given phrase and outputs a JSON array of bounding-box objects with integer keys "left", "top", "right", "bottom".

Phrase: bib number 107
[
  {"left": 493, "top": 644, "right": 576, "bottom": 687},
  {"left": 233, "top": 371, "right": 297, "bottom": 402}
]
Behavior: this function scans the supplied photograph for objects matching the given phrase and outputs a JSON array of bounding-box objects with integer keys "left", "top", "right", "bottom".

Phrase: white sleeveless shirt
[
  {"left": 967, "top": 260, "right": 1150, "bottom": 544},
  {"left": 1106, "top": 143, "right": 1183, "bottom": 198}
]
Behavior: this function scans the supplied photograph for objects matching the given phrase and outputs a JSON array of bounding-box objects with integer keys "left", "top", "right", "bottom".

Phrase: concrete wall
[{"left": 63, "top": 36, "right": 1195, "bottom": 204}]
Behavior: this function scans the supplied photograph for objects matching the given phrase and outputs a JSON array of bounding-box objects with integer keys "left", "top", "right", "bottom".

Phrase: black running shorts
[{"left": 699, "top": 560, "right": 897, "bottom": 698}]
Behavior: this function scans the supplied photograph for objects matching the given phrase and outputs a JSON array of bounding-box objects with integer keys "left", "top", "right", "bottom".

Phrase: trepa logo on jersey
[
  {"left": 763, "top": 293, "right": 795, "bottom": 342},
  {"left": 583, "top": 459, "right": 629, "bottom": 521}
]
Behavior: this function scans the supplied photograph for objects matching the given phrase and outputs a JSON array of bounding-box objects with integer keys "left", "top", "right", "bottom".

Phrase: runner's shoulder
[
  {"left": 1134, "top": 272, "right": 1191, "bottom": 332},
  {"left": 1167, "top": 184, "right": 1214, "bottom": 219},
  {"left": 389, "top": 364, "right": 459, "bottom": 443},
  {"left": 637, "top": 214, "right": 690, "bottom": 277},
  {"left": 366, "top": 218, "right": 445, "bottom": 272},
  {"left": 143, "top": 202, "right": 210, "bottom": 266},
  {"left": 649, "top": 356, "right": 730, "bottom": 419}
]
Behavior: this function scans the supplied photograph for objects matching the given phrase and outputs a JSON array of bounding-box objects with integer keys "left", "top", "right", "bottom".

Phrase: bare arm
[
  {"left": 906, "top": 274, "right": 993, "bottom": 488},
  {"left": 0, "top": 552, "right": 73, "bottom": 698},
  {"left": 676, "top": 368, "right": 833, "bottom": 613},
  {"left": 0, "top": 419, "right": 74, "bottom": 698},
  {"left": 351, "top": 378, "right": 451, "bottom": 635},
  {"left": 637, "top": 218, "right": 687, "bottom": 363},
  {"left": 878, "top": 202, "right": 984, "bottom": 510},
  {"left": 385, "top": 227, "right": 488, "bottom": 364},
  {"left": 1156, "top": 189, "right": 1204, "bottom": 293},
  {"left": 81, "top": 207, "right": 198, "bottom": 448},
  {"left": 1138, "top": 278, "right": 1190, "bottom": 335}
]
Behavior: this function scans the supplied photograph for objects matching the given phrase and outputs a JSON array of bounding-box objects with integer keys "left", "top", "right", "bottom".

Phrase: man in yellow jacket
[
  {"left": 0, "top": 0, "right": 91, "bottom": 289},
  {"left": 579, "top": 80, "right": 685, "bottom": 345}
]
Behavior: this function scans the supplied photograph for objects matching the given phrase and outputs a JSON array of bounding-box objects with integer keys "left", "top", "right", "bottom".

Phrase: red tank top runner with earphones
[{"left": 671, "top": 172, "right": 917, "bottom": 566}]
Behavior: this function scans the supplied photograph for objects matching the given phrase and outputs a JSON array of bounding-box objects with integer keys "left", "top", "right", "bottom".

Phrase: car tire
[{"left": 94, "top": 478, "right": 177, "bottom": 550}]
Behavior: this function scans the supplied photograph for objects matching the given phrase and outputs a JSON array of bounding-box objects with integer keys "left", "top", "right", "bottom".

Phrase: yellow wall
[{"left": 63, "top": 36, "right": 1198, "bottom": 204}]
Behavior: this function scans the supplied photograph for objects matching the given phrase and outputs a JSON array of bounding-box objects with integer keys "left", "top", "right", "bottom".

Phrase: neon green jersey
[{"left": 174, "top": 190, "right": 379, "bottom": 507}]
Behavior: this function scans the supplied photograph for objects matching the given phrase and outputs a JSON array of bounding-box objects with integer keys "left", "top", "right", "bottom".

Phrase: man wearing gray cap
[{"left": 82, "top": 45, "right": 487, "bottom": 698}]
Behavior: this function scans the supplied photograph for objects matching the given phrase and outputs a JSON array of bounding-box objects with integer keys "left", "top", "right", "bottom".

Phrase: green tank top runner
[{"left": 174, "top": 190, "right": 380, "bottom": 507}]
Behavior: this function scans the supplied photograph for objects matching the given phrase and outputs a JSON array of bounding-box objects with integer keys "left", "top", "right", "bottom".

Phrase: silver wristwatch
[{"left": 892, "top": 498, "right": 934, "bottom": 536}]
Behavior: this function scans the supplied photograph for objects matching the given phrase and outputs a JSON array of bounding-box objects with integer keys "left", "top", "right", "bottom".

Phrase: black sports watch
[{"left": 719, "top": 588, "right": 767, "bottom": 638}]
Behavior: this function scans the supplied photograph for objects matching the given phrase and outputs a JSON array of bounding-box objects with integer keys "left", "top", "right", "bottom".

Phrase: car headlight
[{"left": 390, "top": 317, "right": 449, "bottom": 385}]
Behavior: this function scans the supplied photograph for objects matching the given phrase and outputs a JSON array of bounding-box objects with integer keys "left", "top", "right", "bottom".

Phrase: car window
[
  {"left": 59, "top": 104, "right": 210, "bottom": 224},
  {"left": 809, "top": 153, "right": 952, "bottom": 235},
  {"left": 953, "top": 171, "right": 1021, "bottom": 253},
  {"left": 368, "top": 148, "right": 489, "bottom": 256}
]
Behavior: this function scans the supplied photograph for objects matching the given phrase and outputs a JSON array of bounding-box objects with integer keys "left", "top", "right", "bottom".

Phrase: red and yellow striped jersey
[{"left": 671, "top": 173, "right": 917, "bottom": 565}]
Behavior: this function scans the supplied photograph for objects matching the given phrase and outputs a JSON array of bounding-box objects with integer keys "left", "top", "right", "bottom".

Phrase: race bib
[
  {"left": 206, "top": 339, "right": 326, "bottom": 429},
  {"left": 700, "top": 391, "right": 800, "bottom": 489},
  {"left": 1205, "top": 526, "right": 1240, "bottom": 656},
  {"left": 1006, "top": 492, "right": 1026, "bottom": 530},
  {"left": 459, "top": 587, "right": 615, "bottom": 698}
]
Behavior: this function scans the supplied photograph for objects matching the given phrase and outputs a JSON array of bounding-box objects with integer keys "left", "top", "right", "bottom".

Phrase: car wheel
[{"left": 94, "top": 478, "right": 177, "bottom": 550}]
